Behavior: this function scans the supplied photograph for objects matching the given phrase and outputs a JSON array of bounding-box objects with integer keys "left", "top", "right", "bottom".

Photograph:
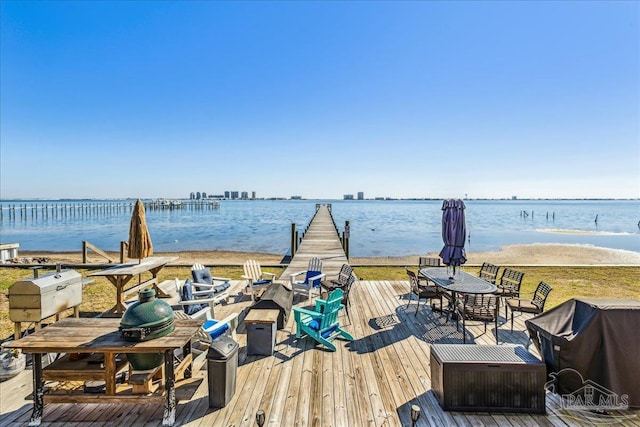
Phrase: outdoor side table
[
  {"left": 430, "top": 344, "right": 546, "bottom": 413},
  {"left": 245, "top": 309, "right": 279, "bottom": 356}
]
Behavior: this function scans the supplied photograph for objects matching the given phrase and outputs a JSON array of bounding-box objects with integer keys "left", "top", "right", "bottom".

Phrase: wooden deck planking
[
  {"left": 373, "top": 281, "right": 447, "bottom": 427},
  {"left": 3, "top": 280, "right": 640, "bottom": 426},
  {"left": 361, "top": 281, "right": 426, "bottom": 427}
]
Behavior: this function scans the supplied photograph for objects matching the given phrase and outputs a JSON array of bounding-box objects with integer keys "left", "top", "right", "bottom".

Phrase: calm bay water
[{"left": 1, "top": 199, "right": 639, "bottom": 256}]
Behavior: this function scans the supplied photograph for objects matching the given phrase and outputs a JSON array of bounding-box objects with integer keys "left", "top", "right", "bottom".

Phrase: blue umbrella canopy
[{"left": 438, "top": 199, "right": 467, "bottom": 273}]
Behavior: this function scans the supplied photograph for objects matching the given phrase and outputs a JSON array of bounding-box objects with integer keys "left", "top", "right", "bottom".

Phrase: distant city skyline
[{"left": 1, "top": 1, "right": 638, "bottom": 200}]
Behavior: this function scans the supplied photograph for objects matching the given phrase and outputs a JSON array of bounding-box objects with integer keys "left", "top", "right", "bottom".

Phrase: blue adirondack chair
[{"left": 292, "top": 288, "right": 354, "bottom": 351}]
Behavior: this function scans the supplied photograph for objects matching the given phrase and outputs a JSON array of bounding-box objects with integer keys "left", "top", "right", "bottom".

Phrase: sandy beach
[{"left": 16, "top": 243, "right": 640, "bottom": 266}]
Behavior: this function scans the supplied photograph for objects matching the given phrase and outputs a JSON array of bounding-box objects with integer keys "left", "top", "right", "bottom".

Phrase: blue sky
[{"left": 1, "top": 1, "right": 638, "bottom": 200}]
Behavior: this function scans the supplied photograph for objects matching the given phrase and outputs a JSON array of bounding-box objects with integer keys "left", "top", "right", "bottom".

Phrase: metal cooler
[{"left": 8, "top": 266, "right": 83, "bottom": 339}]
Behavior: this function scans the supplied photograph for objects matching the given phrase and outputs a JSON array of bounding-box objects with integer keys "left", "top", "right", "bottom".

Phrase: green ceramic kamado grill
[{"left": 119, "top": 288, "right": 175, "bottom": 370}]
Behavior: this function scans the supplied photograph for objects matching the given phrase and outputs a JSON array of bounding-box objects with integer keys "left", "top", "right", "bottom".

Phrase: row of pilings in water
[{"left": 0, "top": 200, "right": 219, "bottom": 221}]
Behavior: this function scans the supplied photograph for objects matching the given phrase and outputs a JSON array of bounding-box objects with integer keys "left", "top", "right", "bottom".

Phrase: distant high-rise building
[
  {"left": 344, "top": 194, "right": 354, "bottom": 200},
  {"left": 251, "top": 191, "right": 256, "bottom": 199},
  {"left": 190, "top": 192, "right": 195, "bottom": 200},
  {"left": 231, "top": 191, "right": 239, "bottom": 199},
  {"left": 196, "top": 192, "right": 201, "bottom": 200},
  {"left": 357, "top": 192, "right": 364, "bottom": 200},
  {"left": 202, "top": 192, "right": 207, "bottom": 199},
  {"left": 224, "top": 191, "right": 230, "bottom": 199},
  {"left": 241, "top": 191, "right": 248, "bottom": 199}
]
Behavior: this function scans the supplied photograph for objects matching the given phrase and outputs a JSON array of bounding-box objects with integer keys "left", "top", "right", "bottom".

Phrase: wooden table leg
[
  {"left": 183, "top": 343, "right": 192, "bottom": 379},
  {"left": 104, "top": 353, "right": 117, "bottom": 395},
  {"left": 14, "top": 322, "right": 22, "bottom": 341},
  {"left": 150, "top": 266, "right": 171, "bottom": 298},
  {"left": 29, "top": 353, "right": 43, "bottom": 426},
  {"left": 104, "top": 276, "right": 130, "bottom": 315},
  {"left": 162, "top": 349, "right": 176, "bottom": 426}
]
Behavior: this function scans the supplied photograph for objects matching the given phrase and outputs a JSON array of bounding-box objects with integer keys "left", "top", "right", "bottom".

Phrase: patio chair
[
  {"left": 455, "top": 294, "right": 499, "bottom": 344},
  {"left": 293, "top": 288, "right": 353, "bottom": 351},
  {"left": 340, "top": 272, "right": 357, "bottom": 319},
  {"left": 418, "top": 256, "right": 441, "bottom": 269},
  {"left": 495, "top": 267, "right": 525, "bottom": 318},
  {"left": 406, "top": 268, "right": 442, "bottom": 315},
  {"left": 289, "top": 257, "right": 325, "bottom": 301},
  {"left": 323, "top": 264, "right": 355, "bottom": 289},
  {"left": 505, "top": 281, "right": 553, "bottom": 332},
  {"left": 417, "top": 257, "right": 451, "bottom": 311},
  {"left": 242, "top": 259, "right": 277, "bottom": 301},
  {"left": 191, "top": 263, "right": 231, "bottom": 294},
  {"left": 321, "top": 264, "right": 356, "bottom": 318},
  {"left": 176, "top": 278, "right": 228, "bottom": 318},
  {"left": 478, "top": 262, "right": 500, "bottom": 284}
]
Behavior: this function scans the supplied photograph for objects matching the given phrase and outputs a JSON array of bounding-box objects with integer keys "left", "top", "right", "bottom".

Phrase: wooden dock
[
  {"left": 280, "top": 204, "right": 349, "bottom": 282},
  {"left": 2, "top": 206, "right": 639, "bottom": 426}
]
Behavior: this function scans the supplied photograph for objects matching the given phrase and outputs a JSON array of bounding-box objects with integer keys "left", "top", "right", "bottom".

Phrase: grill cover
[
  {"left": 251, "top": 283, "right": 293, "bottom": 329},
  {"left": 8, "top": 269, "right": 83, "bottom": 322},
  {"left": 526, "top": 298, "right": 640, "bottom": 407}
]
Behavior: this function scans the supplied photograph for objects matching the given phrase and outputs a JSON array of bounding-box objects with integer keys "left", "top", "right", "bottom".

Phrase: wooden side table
[{"left": 245, "top": 309, "right": 279, "bottom": 356}]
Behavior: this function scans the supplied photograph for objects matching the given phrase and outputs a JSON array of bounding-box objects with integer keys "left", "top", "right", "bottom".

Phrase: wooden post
[
  {"left": 120, "top": 241, "right": 127, "bottom": 263},
  {"left": 344, "top": 221, "right": 350, "bottom": 260},
  {"left": 82, "top": 241, "right": 88, "bottom": 264},
  {"left": 291, "top": 223, "right": 297, "bottom": 256}
]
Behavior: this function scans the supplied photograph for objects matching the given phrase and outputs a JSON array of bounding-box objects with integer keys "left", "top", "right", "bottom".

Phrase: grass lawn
[{"left": 1, "top": 265, "right": 638, "bottom": 341}]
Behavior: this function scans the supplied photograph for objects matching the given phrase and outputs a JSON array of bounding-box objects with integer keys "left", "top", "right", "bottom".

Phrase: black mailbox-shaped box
[{"left": 251, "top": 283, "right": 293, "bottom": 329}]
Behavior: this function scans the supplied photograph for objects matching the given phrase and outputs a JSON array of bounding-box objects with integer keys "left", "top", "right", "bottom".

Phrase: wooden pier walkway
[{"left": 279, "top": 204, "right": 349, "bottom": 283}]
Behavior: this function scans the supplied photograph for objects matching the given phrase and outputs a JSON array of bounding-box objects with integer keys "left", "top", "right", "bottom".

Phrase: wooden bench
[{"left": 128, "top": 365, "right": 164, "bottom": 394}]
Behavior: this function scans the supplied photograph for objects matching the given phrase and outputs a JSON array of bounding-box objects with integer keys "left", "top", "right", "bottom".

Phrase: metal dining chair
[
  {"left": 406, "top": 268, "right": 442, "bottom": 315},
  {"left": 478, "top": 262, "right": 500, "bottom": 284},
  {"left": 455, "top": 293, "right": 500, "bottom": 344},
  {"left": 505, "top": 281, "right": 553, "bottom": 331},
  {"left": 495, "top": 268, "right": 525, "bottom": 318}
]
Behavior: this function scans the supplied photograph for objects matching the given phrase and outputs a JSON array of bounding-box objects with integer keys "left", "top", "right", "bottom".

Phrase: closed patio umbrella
[
  {"left": 438, "top": 199, "right": 466, "bottom": 278},
  {"left": 128, "top": 199, "right": 153, "bottom": 261}
]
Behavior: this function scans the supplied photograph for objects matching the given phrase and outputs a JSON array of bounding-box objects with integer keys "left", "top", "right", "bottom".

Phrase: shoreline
[{"left": 14, "top": 243, "right": 640, "bottom": 266}]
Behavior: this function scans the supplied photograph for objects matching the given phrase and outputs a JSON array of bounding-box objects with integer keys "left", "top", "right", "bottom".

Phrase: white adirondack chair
[
  {"left": 242, "top": 260, "right": 276, "bottom": 301},
  {"left": 289, "top": 257, "right": 325, "bottom": 301}
]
